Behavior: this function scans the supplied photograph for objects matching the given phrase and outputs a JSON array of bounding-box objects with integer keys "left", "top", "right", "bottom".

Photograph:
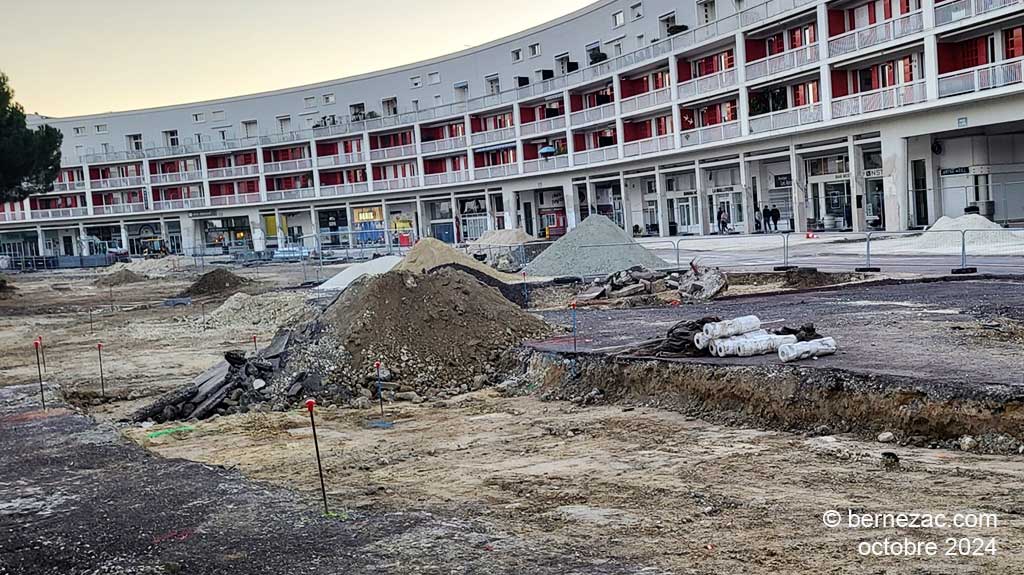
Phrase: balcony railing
[
  {"left": 937, "top": 58, "right": 1024, "bottom": 98},
  {"left": 466, "top": 89, "right": 518, "bottom": 112},
  {"left": 89, "top": 176, "right": 146, "bottom": 190},
  {"left": 266, "top": 187, "right": 316, "bottom": 202},
  {"left": 93, "top": 202, "right": 148, "bottom": 215},
  {"left": 622, "top": 134, "right": 676, "bottom": 158},
  {"left": 260, "top": 130, "right": 314, "bottom": 146},
  {"left": 53, "top": 181, "right": 87, "bottom": 192},
  {"left": 209, "top": 193, "right": 262, "bottom": 207},
  {"left": 83, "top": 150, "right": 147, "bottom": 164},
  {"left": 516, "top": 76, "right": 568, "bottom": 99},
  {"left": 935, "top": 0, "right": 1023, "bottom": 26},
  {"left": 420, "top": 136, "right": 467, "bottom": 154},
  {"left": 474, "top": 163, "right": 519, "bottom": 180},
  {"left": 145, "top": 143, "right": 203, "bottom": 158},
  {"left": 679, "top": 121, "right": 741, "bottom": 147},
  {"left": 831, "top": 81, "right": 927, "bottom": 118},
  {"left": 0, "top": 212, "right": 27, "bottom": 222},
  {"left": 470, "top": 127, "right": 516, "bottom": 146},
  {"left": 200, "top": 137, "right": 261, "bottom": 153},
  {"left": 316, "top": 152, "right": 364, "bottom": 168},
  {"left": 153, "top": 197, "right": 207, "bottom": 211},
  {"left": 572, "top": 146, "right": 619, "bottom": 166},
  {"left": 263, "top": 158, "right": 313, "bottom": 173},
  {"left": 149, "top": 170, "right": 203, "bottom": 185},
  {"left": 678, "top": 68, "right": 738, "bottom": 101},
  {"left": 520, "top": 115, "right": 566, "bottom": 136},
  {"left": 746, "top": 45, "right": 819, "bottom": 82},
  {"left": 739, "top": 0, "right": 818, "bottom": 27},
  {"left": 33, "top": 207, "right": 90, "bottom": 219},
  {"left": 620, "top": 87, "right": 672, "bottom": 115},
  {"left": 368, "top": 143, "right": 417, "bottom": 161},
  {"left": 748, "top": 104, "right": 822, "bottom": 133},
  {"left": 371, "top": 177, "right": 419, "bottom": 191},
  {"left": 423, "top": 170, "right": 471, "bottom": 186},
  {"left": 828, "top": 11, "right": 924, "bottom": 58},
  {"left": 416, "top": 102, "right": 467, "bottom": 122},
  {"left": 366, "top": 112, "right": 419, "bottom": 130},
  {"left": 522, "top": 155, "right": 570, "bottom": 173},
  {"left": 569, "top": 102, "right": 616, "bottom": 126},
  {"left": 207, "top": 164, "right": 261, "bottom": 179},
  {"left": 320, "top": 183, "right": 369, "bottom": 197}
]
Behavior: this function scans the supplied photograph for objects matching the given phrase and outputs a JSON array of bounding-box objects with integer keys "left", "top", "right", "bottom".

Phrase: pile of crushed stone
[
  {"left": 95, "top": 269, "right": 147, "bottom": 287},
  {"left": 524, "top": 215, "right": 668, "bottom": 278},
  {"left": 470, "top": 228, "right": 538, "bottom": 246},
  {"left": 201, "top": 292, "right": 311, "bottom": 330},
  {"left": 179, "top": 268, "right": 251, "bottom": 297},
  {"left": 396, "top": 238, "right": 522, "bottom": 282},
  {"left": 107, "top": 255, "right": 193, "bottom": 277}
]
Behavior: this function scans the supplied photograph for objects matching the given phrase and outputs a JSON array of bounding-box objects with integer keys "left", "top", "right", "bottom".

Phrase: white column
[
  {"left": 613, "top": 75, "right": 625, "bottom": 158},
  {"left": 309, "top": 139, "right": 322, "bottom": 197},
  {"left": 78, "top": 222, "right": 89, "bottom": 256},
  {"left": 669, "top": 57, "right": 683, "bottom": 150},
  {"left": 735, "top": 32, "right": 750, "bottom": 137},
  {"left": 275, "top": 209, "right": 286, "bottom": 246},
  {"left": 362, "top": 133, "right": 373, "bottom": 189},
  {"left": 464, "top": 114, "right": 477, "bottom": 177},
  {"left": 199, "top": 153, "right": 211, "bottom": 206},
  {"left": 119, "top": 221, "right": 129, "bottom": 251},
  {"left": 924, "top": 34, "right": 940, "bottom": 101},
  {"left": 512, "top": 105, "right": 525, "bottom": 174},
  {"left": 563, "top": 182, "right": 580, "bottom": 230},
  {"left": 848, "top": 136, "right": 865, "bottom": 232},
  {"left": 256, "top": 146, "right": 268, "bottom": 202},
  {"left": 586, "top": 180, "right": 596, "bottom": 216},
  {"left": 382, "top": 198, "right": 392, "bottom": 248},
  {"left": 789, "top": 146, "right": 808, "bottom": 233},
  {"left": 23, "top": 198, "right": 32, "bottom": 222},
  {"left": 881, "top": 133, "right": 908, "bottom": 231},
  {"left": 739, "top": 154, "right": 755, "bottom": 234},
  {"left": 309, "top": 205, "right": 318, "bottom": 249},
  {"left": 501, "top": 189, "right": 516, "bottom": 230},
  {"left": 449, "top": 190, "right": 459, "bottom": 243},
  {"left": 414, "top": 197, "right": 427, "bottom": 239},
  {"left": 816, "top": 3, "right": 833, "bottom": 122},
  {"left": 564, "top": 90, "right": 577, "bottom": 166},
  {"left": 412, "top": 126, "right": 426, "bottom": 188},
  {"left": 485, "top": 192, "right": 494, "bottom": 231},
  {"left": 655, "top": 169, "right": 670, "bottom": 237},
  {"left": 36, "top": 226, "right": 46, "bottom": 256},
  {"left": 619, "top": 174, "right": 633, "bottom": 235},
  {"left": 694, "top": 160, "right": 709, "bottom": 236}
]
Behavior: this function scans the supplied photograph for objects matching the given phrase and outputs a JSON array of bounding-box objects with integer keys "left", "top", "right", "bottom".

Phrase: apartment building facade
[{"left": 3, "top": 0, "right": 1024, "bottom": 257}]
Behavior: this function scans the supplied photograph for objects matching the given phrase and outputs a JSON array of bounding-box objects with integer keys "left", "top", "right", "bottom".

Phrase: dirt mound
[
  {"left": 0, "top": 274, "right": 14, "bottom": 298},
  {"left": 95, "top": 269, "right": 147, "bottom": 287},
  {"left": 782, "top": 269, "right": 865, "bottom": 289},
  {"left": 524, "top": 215, "right": 668, "bottom": 278},
  {"left": 470, "top": 228, "right": 538, "bottom": 246},
  {"left": 396, "top": 238, "right": 522, "bottom": 282},
  {"left": 180, "top": 268, "right": 251, "bottom": 297}
]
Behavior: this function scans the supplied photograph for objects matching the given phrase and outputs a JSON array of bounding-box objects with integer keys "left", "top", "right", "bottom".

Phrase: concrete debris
[
  {"left": 673, "top": 260, "right": 729, "bottom": 302},
  {"left": 578, "top": 266, "right": 669, "bottom": 302},
  {"left": 524, "top": 215, "right": 667, "bottom": 278},
  {"left": 877, "top": 432, "right": 896, "bottom": 443}
]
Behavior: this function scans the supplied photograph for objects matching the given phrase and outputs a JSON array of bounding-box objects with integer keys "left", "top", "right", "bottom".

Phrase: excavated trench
[{"left": 521, "top": 349, "right": 1024, "bottom": 453}]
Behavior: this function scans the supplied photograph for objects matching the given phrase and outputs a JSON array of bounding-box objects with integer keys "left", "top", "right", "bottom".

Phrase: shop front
[
  {"left": 425, "top": 199, "right": 455, "bottom": 243},
  {"left": 317, "top": 208, "right": 350, "bottom": 247},
  {"left": 457, "top": 196, "right": 489, "bottom": 241},
  {"left": 804, "top": 154, "right": 852, "bottom": 232},
  {"left": 202, "top": 217, "right": 253, "bottom": 253},
  {"left": 352, "top": 206, "right": 386, "bottom": 246}
]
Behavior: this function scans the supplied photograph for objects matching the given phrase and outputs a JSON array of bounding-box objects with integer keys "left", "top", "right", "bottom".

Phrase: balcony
[
  {"left": 89, "top": 176, "right": 146, "bottom": 190},
  {"left": 369, "top": 143, "right": 417, "bottom": 161},
  {"left": 320, "top": 182, "right": 369, "bottom": 197},
  {"left": 153, "top": 198, "right": 206, "bottom": 211},
  {"left": 200, "top": 137, "right": 261, "bottom": 153},
  {"left": 416, "top": 102, "right": 468, "bottom": 123},
  {"left": 371, "top": 177, "right": 419, "bottom": 191},
  {"left": 516, "top": 76, "right": 568, "bottom": 100},
  {"left": 467, "top": 90, "right": 518, "bottom": 112},
  {"left": 260, "top": 130, "right": 314, "bottom": 146},
  {"left": 263, "top": 158, "right": 313, "bottom": 174},
  {"left": 739, "top": 0, "right": 818, "bottom": 27},
  {"left": 364, "top": 112, "right": 419, "bottom": 130},
  {"left": 145, "top": 143, "right": 203, "bottom": 158},
  {"left": 620, "top": 87, "right": 672, "bottom": 115},
  {"left": 209, "top": 193, "right": 262, "bottom": 207},
  {"left": 748, "top": 104, "right": 822, "bottom": 133},
  {"left": 746, "top": 45, "right": 819, "bottom": 82},
  {"left": 420, "top": 136, "right": 467, "bottom": 155},
  {"left": 522, "top": 155, "right": 570, "bottom": 173},
  {"left": 678, "top": 69, "right": 738, "bottom": 101},
  {"left": 33, "top": 207, "right": 90, "bottom": 219},
  {"left": 84, "top": 150, "right": 148, "bottom": 164},
  {"left": 474, "top": 164, "right": 519, "bottom": 180},
  {"left": 569, "top": 102, "right": 616, "bottom": 126},
  {"left": 937, "top": 58, "right": 1023, "bottom": 98},
  {"left": 150, "top": 170, "right": 203, "bottom": 185},
  {"left": 520, "top": 115, "right": 567, "bottom": 136},
  {"left": 572, "top": 146, "right": 619, "bottom": 166},
  {"left": 207, "top": 164, "right": 261, "bottom": 179},
  {"left": 423, "top": 170, "right": 471, "bottom": 186},
  {"left": 679, "top": 121, "right": 741, "bottom": 147},
  {"left": 92, "top": 202, "right": 148, "bottom": 215},
  {"left": 935, "top": 0, "right": 1023, "bottom": 26},
  {"left": 828, "top": 11, "right": 924, "bottom": 58},
  {"left": 53, "top": 181, "right": 87, "bottom": 192},
  {"left": 0, "top": 212, "right": 26, "bottom": 222},
  {"left": 831, "top": 81, "right": 927, "bottom": 118},
  {"left": 470, "top": 127, "right": 516, "bottom": 146},
  {"left": 622, "top": 134, "right": 676, "bottom": 158},
  {"left": 266, "top": 187, "right": 316, "bottom": 202},
  {"left": 316, "top": 152, "right": 364, "bottom": 168}
]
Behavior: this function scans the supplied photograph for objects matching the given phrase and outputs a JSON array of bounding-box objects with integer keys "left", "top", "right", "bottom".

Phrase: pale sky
[{"left": 2, "top": 0, "right": 593, "bottom": 118}]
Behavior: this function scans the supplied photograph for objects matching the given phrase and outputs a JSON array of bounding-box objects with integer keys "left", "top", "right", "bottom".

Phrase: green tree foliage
[{"left": 0, "top": 72, "right": 63, "bottom": 203}]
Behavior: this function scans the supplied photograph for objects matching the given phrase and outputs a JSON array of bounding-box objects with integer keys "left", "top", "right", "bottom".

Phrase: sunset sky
[{"left": 2, "top": 0, "right": 592, "bottom": 118}]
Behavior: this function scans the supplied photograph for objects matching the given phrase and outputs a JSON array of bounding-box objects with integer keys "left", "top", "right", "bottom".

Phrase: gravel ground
[{"left": 525, "top": 215, "right": 669, "bottom": 277}]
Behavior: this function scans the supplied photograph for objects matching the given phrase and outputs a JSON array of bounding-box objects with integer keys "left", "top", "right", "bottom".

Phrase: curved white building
[{"left": 3, "top": 0, "right": 1024, "bottom": 259}]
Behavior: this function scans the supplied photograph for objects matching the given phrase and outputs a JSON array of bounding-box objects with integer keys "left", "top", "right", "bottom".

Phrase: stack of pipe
[{"left": 694, "top": 316, "right": 798, "bottom": 358}]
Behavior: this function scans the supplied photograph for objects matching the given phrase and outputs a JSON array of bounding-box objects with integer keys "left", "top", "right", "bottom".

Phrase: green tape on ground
[{"left": 146, "top": 425, "right": 195, "bottom": 439}]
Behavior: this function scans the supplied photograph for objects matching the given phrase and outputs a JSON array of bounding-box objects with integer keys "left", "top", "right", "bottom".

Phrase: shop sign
[
  {"left": 862, "top": 169, "right": 883, "bottom": 178},
  {"left": 939, "top": 167, "right": 969, "bottom": 176},
  {"left": 773, "top": 174, "right": 792, "bottom": 188}
]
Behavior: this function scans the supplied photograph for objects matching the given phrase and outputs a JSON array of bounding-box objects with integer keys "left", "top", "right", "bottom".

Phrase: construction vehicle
[{"left": 139, "top": 237, "right": 169, "bottom": 258}]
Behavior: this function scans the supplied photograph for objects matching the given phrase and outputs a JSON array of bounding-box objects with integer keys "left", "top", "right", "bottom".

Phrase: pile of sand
[
  {"left": 524, "top": 215, "right": 668, "bottom": 277},
  {"left": 179, "top": 268, "right": 251, "bottom": 297},
  {"left": 396, "top": 238, "right": 522, "bottom": 282},
  {"left": 315, "top": 255, "right": 402, "bottom": 295},
  {"left": 470, "top": 228, "right": 538, "bottom": 246},
  {"left": 107, "top": 255, "right": 193, "bottom": 277},
  {"left": 95, "top": 269, "right": 147, "bottom": 287},
  {"left": 870, "top": 214, "right": 1024, "bottom": 255}
]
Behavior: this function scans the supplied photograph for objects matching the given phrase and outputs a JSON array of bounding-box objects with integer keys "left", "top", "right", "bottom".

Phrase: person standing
[
  {"left": 770, "top": 205, "right": 781, "bottom": 231},
  {"left": 754, "top": 208, "right": 762, "bottom": 233},
  {"left": 762, "top": 205, "right": 772, "bottom": 233}
]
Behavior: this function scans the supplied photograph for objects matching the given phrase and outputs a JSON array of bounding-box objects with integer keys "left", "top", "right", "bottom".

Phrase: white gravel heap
[
  {"left": 524, "top": 214, "right": 669, "bottom": 277},
  {"left": 874, "top": 214, "right": 1024, "bottom": 255},
  {"left": 205, "top": 292, "right": 309, "bottom": 329}
]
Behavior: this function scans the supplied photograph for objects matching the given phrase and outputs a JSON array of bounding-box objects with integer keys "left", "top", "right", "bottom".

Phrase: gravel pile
[
  {"left": 94, "top": 269, "right": 147, "bottom": 287},
  {"left": 524, "top": 215, "right": 669, "bottom": 278},
  {"left": 204, "top": 292, "right": 311, "bottom": 329},
  {"left": 107, "top": 255, "right": 193, "bottom": 277}
]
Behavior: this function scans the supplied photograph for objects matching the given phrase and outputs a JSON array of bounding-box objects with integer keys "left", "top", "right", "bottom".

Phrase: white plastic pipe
[
  {"left": 693, "top": 332, "right": 710, "bottom": 350},
  {"left": 703, "top": 315, "right": 761, "bottom": 339},
  {"left": 715, "top": 333, "right": 796, "bottom": 357},
  {"left": 707, "top": 330, "right": 769, "bottom": 356},
  {"left": 778, "top": 337, "right": 838, "bottom": 363}
]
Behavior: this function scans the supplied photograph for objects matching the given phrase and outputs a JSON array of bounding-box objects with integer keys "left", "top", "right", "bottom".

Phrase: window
[
  {"left": 95, "top": 124, "right": 108, "bottom": 134},
  {"left": 277, "top": 116, "right": 291, "bottom": 132},
  {"left": 126, "top": 134, "right": 143, "bottom": 151},
  {"left": 454, "top": 81, "right": 469, "bottom": 101},
  {"left": 241, "top": 120, "right": 257, "bottom": 138},
  {"left": 382, "top": 97, "right": 398, "bottom": 116},
  {"left": 304, "top": 96, "right": 316, "bottom": 108},
  {"left": 528, "top": 43, "right": 541, "bottom": 57},
  {"left": 611, "top": 41, "right": 623, "bottom": 56},
  {"left": 73, "top": 126, "right": 86, "bottom": 136},
  {"left": 485, "top": 75, "right": 501, "bottom": 95},
  {"left": 612, "top": 11, "right": 625, "bottom": 27},
  {"left": 322, "top": 93, "right": 335, "bottom": 105},
  {"left": 217, "top": 129, "right": 229, "bottom": 141},
  {"left": 163, "top": 130, "right": 179, "bottom": 147},
  {"left": 659, "top": 12, "right": 677, "bottom": 36},
  {"left": 555, "top": 53, "right": 571, "bottom": 75},
  {"left": 212, "top": 110, "right": 225, "bottom": 121},
  {"left": 434, "top": 94, "right": 444, "bottom": 106},
  {"left": 411, "top": 99, "right": 419, "bottom": 111},
  {"left": 410, "top": 75, "right": 422, "bottom": 88},
  {"left": 698, "top": 0, "right": 716, "bottom": 25},
  {"left": 304, "top": 116, "right": 317, "bottom": 129},
  {"left": 428, "top": 72, "right": 440, "bottom": 84},
  {"left": 630, "top": 2, "right": 643, "bottom": 20},
  {"left": 192, "top": 112, "right": 205, "bottom": 123},
  {"left": 193, "top": 133, "right": 204, "bottom": 145},
  {"left": 637, "top": 34, "right": 645, "bottom": 47},
  {"left": 101, "top": 143, "right": 111, "bottom": 153},
  {"left": 511, "top": 48, "right": 523, "bottom": 62}
]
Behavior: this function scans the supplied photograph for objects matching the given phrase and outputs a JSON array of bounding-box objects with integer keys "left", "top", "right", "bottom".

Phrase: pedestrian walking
[
  {"left": 770, "top": 205, "right": 781, "bottom": 231},
  {"left": 762, "top": 205, "right": 772, "bottom": 233}
]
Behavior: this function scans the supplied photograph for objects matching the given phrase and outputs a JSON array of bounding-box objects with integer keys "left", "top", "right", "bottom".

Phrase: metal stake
[
  {"left": 375, "top": 360, "right": 384, "bottom": 417},
  {"left": 97, "top": 342, "right": 106, "bottom": 397},
  {"left": 570, "top": 302, "right": 578, "bottom": 353},
  {"left": 37, "top": 336, "right": 46, "bottom": 374},
  {"left": 305, "top": 399, "right": 329, "bottom": 515},
  {"left": 252, "top": 335, "right": 258, "bottom": 355},
  {"left": 34, "top": 341, "right": 45, "bottom": 410}
]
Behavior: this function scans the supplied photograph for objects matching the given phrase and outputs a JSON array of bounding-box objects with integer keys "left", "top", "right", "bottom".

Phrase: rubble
[
  {"left": 670, "top": 260, "right": 729, "bottom": 302},
  {"left": 179, "top": 268, "right": 251, "bottom": 297}
]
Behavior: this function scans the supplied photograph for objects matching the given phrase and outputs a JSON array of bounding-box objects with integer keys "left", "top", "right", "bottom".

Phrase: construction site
[{"left": 1, "top": 212, "right": 1022, "bottom": 575}]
